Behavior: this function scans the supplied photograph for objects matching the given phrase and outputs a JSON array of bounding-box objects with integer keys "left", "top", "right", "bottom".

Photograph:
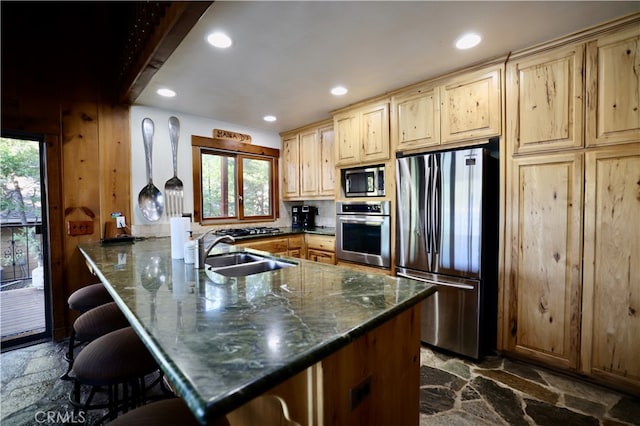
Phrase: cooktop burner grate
[{"left": 214, "top": 227, "right": 282, "bottom": 237}]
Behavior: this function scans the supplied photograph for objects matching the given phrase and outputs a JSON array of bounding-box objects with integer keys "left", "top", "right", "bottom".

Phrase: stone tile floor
[
  {"left": 1, "top": 340, "right": 638, "bottom": 425},
  {"left": 1, "top": 340, "right": 166, "bottom": 425},
  {"left": 419, "top": 346, "right": 640, "bottom": 426}
]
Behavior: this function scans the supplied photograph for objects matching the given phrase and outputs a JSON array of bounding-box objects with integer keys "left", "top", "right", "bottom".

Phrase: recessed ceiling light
[
  {"left": 455, "top": 33, "right": 482, "bottom": 50},
  {"left": 263, "top": 115, "right": 277, "bottom": 122},
  {"left": 157, "top": 88, "right": 176, "bottom": 97},
  {"left": 206, "top": 31, "right": 233, "bottom": 48},
  {"left": 331, "top": 86, "right": 348, "bottom": 96}
]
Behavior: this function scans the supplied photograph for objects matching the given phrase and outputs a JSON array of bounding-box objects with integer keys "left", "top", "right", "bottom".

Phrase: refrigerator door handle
[
  {"left": 431, "top": 154, "right": 441, "bottom": 270},
  {"left": 397, "top": 272, "right": 475, "bottom": 291},
  {"left": 424, "top": 155, "right": 433, "bottom": 269}
]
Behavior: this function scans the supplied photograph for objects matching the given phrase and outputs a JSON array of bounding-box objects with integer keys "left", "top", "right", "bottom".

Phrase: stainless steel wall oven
[{"left": 336, "top": 201, "right": 391, "bottom": 268}]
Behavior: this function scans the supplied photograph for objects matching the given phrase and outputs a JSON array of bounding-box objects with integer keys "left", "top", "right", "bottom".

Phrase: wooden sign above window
[{"left": 213, "top": 129, "right": 252, "bottom": 144}]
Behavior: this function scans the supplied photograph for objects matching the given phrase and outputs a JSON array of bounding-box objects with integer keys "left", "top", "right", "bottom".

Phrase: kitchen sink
[
  {"left": 205, "top": 252, "right": 264, "bottom": 268},
  {"left": 205, "top": 252, "right": 296, "bottom": 278}
]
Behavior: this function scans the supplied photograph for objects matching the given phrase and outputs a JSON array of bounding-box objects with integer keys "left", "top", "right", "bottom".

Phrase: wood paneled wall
[
  {"left": 1, "top": 3, "right": 131, "bottom": 338},
  {"left": 2, "top": 2, "right": 209, "bottom": 339}
]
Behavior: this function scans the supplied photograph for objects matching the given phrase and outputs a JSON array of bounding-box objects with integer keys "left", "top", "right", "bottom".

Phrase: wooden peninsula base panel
[{"left": 228, "top": 304, "right": 421, "bottom": 426}]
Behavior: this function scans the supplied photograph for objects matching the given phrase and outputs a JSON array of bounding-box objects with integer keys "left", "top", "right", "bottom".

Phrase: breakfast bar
[{"left": 78, "top": 237, "right": 435, "bottom": 425}]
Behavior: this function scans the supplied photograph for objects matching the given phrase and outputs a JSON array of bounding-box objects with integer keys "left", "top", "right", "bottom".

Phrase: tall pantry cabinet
[{"left": 501, "top": 16, "right": 640, "bottom": 393}]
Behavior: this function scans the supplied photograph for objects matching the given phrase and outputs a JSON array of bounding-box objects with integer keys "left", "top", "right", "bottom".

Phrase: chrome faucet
[{"left": 194, "top": 230, "right": 235, "bottom": 269}]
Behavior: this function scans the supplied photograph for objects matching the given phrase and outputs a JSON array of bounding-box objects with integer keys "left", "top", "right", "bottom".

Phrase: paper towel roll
[{"left": 170, "top": 217, "right": 190, "bottom": 259}]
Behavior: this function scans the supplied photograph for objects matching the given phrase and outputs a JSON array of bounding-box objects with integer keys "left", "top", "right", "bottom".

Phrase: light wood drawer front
[
  {"left": 238, "top": 238, "right": 289, "bottom": 253},
  {"left": 308, "top": 249, "right": 336, "bottom": 264},
  {"left": 306, "top": 235, "right": 335, "bottom": 252}
]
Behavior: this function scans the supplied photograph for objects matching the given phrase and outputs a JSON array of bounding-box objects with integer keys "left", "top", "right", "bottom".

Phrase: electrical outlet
[
  {"left": 116, "top": 216, "right": 126, "bottom": 229},
  {"left": 68, "top": 220, "right": 94, "bottom": 236}
]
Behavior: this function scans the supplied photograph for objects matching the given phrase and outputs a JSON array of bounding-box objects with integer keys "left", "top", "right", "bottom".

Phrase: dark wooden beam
[{"left": 117, "top": 1, "right": 213, "bottom": 104}]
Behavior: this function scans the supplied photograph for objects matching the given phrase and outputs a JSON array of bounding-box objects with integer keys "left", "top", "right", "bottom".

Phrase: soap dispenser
[{"left": 183, "top": 231, "right": 196, "bottom": 264}]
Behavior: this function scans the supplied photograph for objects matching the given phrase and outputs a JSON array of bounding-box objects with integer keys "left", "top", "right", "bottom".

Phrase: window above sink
[{"left": 192, "top": 135, "right": 280, "bottom": 225}]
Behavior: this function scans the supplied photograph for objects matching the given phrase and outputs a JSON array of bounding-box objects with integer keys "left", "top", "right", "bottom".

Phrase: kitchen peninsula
[{"left": 78, "top": 237, "right": 435, "bottom": 425}]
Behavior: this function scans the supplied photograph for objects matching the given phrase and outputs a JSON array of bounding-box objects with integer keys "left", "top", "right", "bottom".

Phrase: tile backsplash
[
  {"left": 281, "top": 200, "right": 336, "bottom": 228},
  {"left": 131, "top": 200, "right": 336, "bottom": 238}
]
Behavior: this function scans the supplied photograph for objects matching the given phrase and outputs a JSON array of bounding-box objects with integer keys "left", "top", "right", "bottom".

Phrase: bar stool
[
  {"left": 63, "top": 282, "right": 114, "bottom": 379},
  {"left": 108, "top": 395, "right": 300, "bottom": 425},
  {"left": 67, "top": 283, "right": 112, "bottom": 313},
  {"left": 61, "top": 302, "right": 130, "bottom": 380},
  {"left": 69, "top": 327, "right": 160, "bottom": 421},
  {"left": 107, "top": 398, "right": 215, "bottom": 426}
]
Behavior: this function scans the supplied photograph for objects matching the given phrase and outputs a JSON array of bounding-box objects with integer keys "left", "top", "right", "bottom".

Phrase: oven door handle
[
  {"left": 397, "top": 272, "right": 475, "bottom": 290},
  {"left": 337, "top": 216, "right": 387, "bottom": 223}
]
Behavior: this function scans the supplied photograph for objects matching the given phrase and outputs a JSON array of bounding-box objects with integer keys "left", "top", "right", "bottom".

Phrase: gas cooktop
[{"left": 214, "top": 227, "right": 282, "bottom": 237}]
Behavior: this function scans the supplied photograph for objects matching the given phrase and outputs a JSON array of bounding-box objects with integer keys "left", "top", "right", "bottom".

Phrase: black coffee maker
[
  {"left": 292, "top": 205, "right": 317, "bottom": 229},
  {"left": 291, "top": 205, "right": 303, "bottom": 228},
  {"left": 301, "top": 205, "right": 317, "bottom": 229}
]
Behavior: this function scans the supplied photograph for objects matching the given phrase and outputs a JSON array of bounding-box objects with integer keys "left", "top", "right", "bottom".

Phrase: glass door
[{"left": 0, "top": 133, "right": 52, "bottom": 349}]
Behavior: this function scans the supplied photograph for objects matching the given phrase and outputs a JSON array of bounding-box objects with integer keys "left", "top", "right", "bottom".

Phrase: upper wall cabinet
[
  {"left": 392, "top": 84, "right": 440, "bottom": 151},
  {"left": 440, "top": 65, "right": 502, "bottom": 144},
  {"left": 281, "top": 120, "right": 335, "bottom": 201},
  {"left": 281, "top": 134, "right": 300, "bottom": 199},
  {"left": 507, "top": 23, "right": 639, "bottom": 154},
  {"left": 334, "top": 99, "right": 390, "bottom": 166},
  {"left": 317, "top": 125, "right": 336, "bottom": 197},
  {"left": 507, "top": 45, "right": 585, "bottom": 155},
  {"left": 586, "top": 25, "right": 640, "bottom": 147}
]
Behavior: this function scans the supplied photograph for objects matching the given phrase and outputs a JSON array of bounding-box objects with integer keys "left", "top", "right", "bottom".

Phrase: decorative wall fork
[{"left": 164, "top": 116, "right": 184, "bottom": 217}]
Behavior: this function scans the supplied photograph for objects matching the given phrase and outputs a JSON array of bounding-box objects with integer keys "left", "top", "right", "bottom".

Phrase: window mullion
[
  {"left": 220, "top": 155, "right": 229, "bottom": 217},
  {"left": 237, "top": 154, "right": 245, "bottom": 219}
]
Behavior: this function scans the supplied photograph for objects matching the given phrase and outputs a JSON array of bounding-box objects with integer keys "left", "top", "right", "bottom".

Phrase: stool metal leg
[{"left": 60, "top": 329, "right": 77, "bottom": 380}]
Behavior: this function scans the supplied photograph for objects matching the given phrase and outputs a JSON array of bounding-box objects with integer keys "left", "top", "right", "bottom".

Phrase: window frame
[{"left": 192, "top": 135, "right": 280, "bottom": 225}]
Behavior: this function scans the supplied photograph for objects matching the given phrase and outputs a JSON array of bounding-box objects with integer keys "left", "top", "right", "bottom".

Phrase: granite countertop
[
  {"left": 78, "top": 237, "right": 433, "bottom": 424},
  {"left": 284, "top": 226, "right": 336, "bottom": 236}
]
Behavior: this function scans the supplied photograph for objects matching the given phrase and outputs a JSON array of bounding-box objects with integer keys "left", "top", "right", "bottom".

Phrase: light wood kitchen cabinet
[
  {"left": 236, "top": 237, "right": 290, "bottom": 257},
  {"left": 580, "top": 145, "right": 640, "bottom": 393},
  {"left": 585, "top": 25, "right": 640, "bottom": 147},
  {"left": 305, "top": 234, "right": 335, "bottom": 265},
  {"left": 282, "top": 134, "right": 300, "bottom": 199},
  {"left": 500, "top": 17, "right": 640, "bottom": 394},
  {"left": 440, "top": 65, "right": 502, "bottom": 144},
  {"left": 507, "top": 44, "right": 585, "bottom": 154},
  {"left": 236, "top": 234, "right": 306, "bottom": 258},
  {"left": 334, "top": 99, "right": 390, "bottom": 166},
  {"left": 299, "top": 129, "right": 320, "bottom": 197},
  {"left": 318, "top": 125, "right": 335, "bottom": 196},
  {"left": 502, "top": 152, "right": 583, "bottom": 370},
  {"left": 392, "top": 84, "right": 440, "bottom": 151},
  {"left": 307, "top": 249, "right": 335, "bottom": 265},
  {"left": 287, "top": 234, "right": 305, "bottom": 258},
  {"left": 281, "top": 120, "right": 335, "bottom": 200}
]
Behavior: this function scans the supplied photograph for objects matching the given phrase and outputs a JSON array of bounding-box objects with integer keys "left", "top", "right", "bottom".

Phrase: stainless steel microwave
[{"left": 342, "top": 165, "right": 385, "bottom": 197}]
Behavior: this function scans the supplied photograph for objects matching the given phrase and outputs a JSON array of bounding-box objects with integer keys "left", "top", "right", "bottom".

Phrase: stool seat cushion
[
  {"left": 108, "top": 398, "right": 217, "bottom": 426},
  {"left": 74, "top": 302, "right": 130, "bottom": 341},
  {"left": 72, "top": 327, "right": 157, "bottom": 386},
  {"left": 68, "top": 283, "right": 112, "bottom": 312}
]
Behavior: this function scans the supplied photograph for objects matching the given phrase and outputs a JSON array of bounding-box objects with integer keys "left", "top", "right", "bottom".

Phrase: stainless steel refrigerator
[{"left": 396, "top": 147, "right": 497, "bottom": 359}]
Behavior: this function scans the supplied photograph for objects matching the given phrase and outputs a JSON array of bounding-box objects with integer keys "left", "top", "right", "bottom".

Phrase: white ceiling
[{"left": 134, "top": 1, "right": 639, "bottom": 133}]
